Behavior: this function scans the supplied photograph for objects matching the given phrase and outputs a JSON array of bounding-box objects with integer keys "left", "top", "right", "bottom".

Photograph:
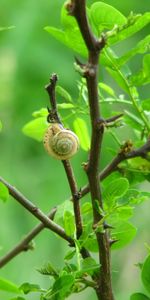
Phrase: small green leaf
[
  {"left": 130, "top": 293, "right": 149, "bottom": 300},
  {"left": 79, "top": 257, "right": 100, "bottom": 276},
  {"left": 54, "top": 200, "right": 74, "bottom": 231},
  {"left": 108, "top": 12, "right": 150, "bottom": 45},
  {"left": 19, "top": 282, "right": 42, "bottom": 294},
  {"left": 142, "top": 255, "right": 150, "bottom": 294},
  {"left": 90, "top": 2, "right": 126, "bottom": 33},
  {"left": 131, "top": 54, "right": 150, "bottom": 86},
  {"left": 117, "top": 35, "right": 150, "bottom": 66},
  {"left": 10, "top": 298, "right": 26, "bottom": 300},
  {"left": 110, "top": 220, "right": 137, "bottom": 250},
  {"left": 124, "top": 110, "right": 144, "bottom": 131},
  {"left": 45, "top": 274, "right": 75, "bottom": 299},
  {"left": 103, "top": 178, "right": 129, "bottom": 207},
  {"left": 56, "top": 85, "right": 72, "bottom": 103},
  {"left": 32, "top": 108, "right": 48, "bottom": 118},
  {"left": 22, "top": 117, "right": 48, "bottom": 142},
  {"left": 37, "top": 262, "right": 58, "bottom": 277},
  {"left": 73, "top": 117, "right": 90, "bottom": 151},
  {"left": 142, "top": 99, "right": 150, "bottom": 111},
  {"left": 0, "top": 182, "right": 9, "bottom": 202},
  {"left": 99, "top": 82, "right": 116, "bottom": 97},
  {"left": 57, "top": 103, "right": 74, "bottom": 109},
  {"left": 130, "top": 293, "right": 150, "bottom": 300},
  {"left": 0, "top": 277, "right": 19, "bottom": 293},
  {"left": 64, "top": 210, "right": 75, "bottom": 236},
  {"left": 64, "top": 250, "right": 76, "bottom": 261},
  {"left": 113, "top": 206, "right": 134, "bottom": 220}
]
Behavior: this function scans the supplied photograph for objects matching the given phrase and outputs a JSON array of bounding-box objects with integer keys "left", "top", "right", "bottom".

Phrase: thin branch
[
  {"left": 45, "top": 75, "right": 83, "bottom": 241},
  {"left": 79, "top": 138, "right": 150, "bottom": 200},
  {"left": 0, "top": 177, "right": 74, "bottom": 246},
  {"left": 0, "top": 208, "right": 57, "bottom": 269}
]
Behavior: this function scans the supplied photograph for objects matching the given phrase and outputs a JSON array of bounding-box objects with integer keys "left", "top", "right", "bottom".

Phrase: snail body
[{"left": 43, "top": 123, "right": 79, "bottom": 160}]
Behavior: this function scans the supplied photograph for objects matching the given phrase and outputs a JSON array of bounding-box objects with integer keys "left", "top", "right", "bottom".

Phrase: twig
[
  {"left": 0, "top": 177, "right": 74, "bottom": 246},
  {"left": 0, "top": 208, "right": 57, "bottom": 268},
  {"left": 79, "top": 138, "right": 150, "bottom": 200},
  {"left": 67, "top": 1, "right": 114, "bottom": 300},
  {"left": 45, "top": 75, "right": 83, "bottom": 241}
]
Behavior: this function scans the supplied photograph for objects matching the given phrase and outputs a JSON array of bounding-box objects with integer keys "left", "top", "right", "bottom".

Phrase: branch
[
  {"left": 79, "top": 138, "right": 150, "bottom": 200},
  {"left": 45, "top": 75, "right": 83, "bottom": 241},
  {"left": 67, "top": 2, "right": 114, "bottom": 300},
  {"left": 0, "top": 177, "right": 74, "bottom": 246},
  {"left": 0, "top": 208, "right": 57, "bottom": 269}
]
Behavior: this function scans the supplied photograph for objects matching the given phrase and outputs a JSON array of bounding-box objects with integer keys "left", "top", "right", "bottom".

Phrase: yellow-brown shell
[{"left": 43, "top": 123, "right": 79, "bottom": 160}]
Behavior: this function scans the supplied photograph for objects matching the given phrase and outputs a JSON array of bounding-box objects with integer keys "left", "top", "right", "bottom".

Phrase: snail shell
[{"left": 43, "top": 123, "right": 79, "bottom": 160}]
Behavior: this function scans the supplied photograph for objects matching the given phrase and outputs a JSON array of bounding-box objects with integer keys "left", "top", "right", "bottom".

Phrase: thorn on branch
[{"left": 109, "top": 239, "right": 119, "bottom": 246}]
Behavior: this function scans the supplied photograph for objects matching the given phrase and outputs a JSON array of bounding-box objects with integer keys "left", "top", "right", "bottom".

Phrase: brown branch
[
  {"left": 79, "top": 138, "right": 150, "bottom": 200},
  {"left": 0, "top": 177, "right": 74, "bottom": 246},
  {"left": 67, "top": 2, "right": 114, "bottom": 300},
  {"left": 0, "top": 207, "right": 57, "bottom": 269},
  {"left": 45, "top": 75, "right": 83, "bottom": 241}
]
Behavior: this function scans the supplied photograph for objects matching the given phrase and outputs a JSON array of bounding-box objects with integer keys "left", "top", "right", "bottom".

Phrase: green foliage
[
  {"left": 19, "top": 282, "right": 44, "bottom": 294},
  {"left": 22, "top": 117, "right": 49, "bottom": 142},
  {"left": 130, "top": 293, "right": 150, "bottom": 300},
  {"left": 0, "top": 182, "right": 9, "bottom": 202},
  {"left": 90, "top": 2, "right": 126, "bottom": 33},
  {"left": 103, "top": 178, "right": 129, "bottom": 207},
  {"left": 141, "top": 255, "right": 150, "bottom": 294},
  {"left": 0, "top": 277, "right": 20, "bottom": 294}
]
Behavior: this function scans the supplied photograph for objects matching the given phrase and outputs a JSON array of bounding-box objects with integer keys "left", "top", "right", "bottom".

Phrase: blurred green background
[{"left": 0, "top": 0, "right": 150, "bottom": 299}]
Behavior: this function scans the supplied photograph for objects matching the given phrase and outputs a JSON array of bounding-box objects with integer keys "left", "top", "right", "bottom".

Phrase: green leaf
[
  {"left": 45, "top": 274, "right": 75, "bottom": 299},
  {"left": 90, "top": 2, "right": 126, "bottom": 33},
  {"left": 19, "top": 282, "right": 43, "bottom": 294},
  {"left": 54, "top": 200, "right": 74, "bottom": 233},
  {"left": 0, "top": 277, "right": 19, "bottom": 293},
  {"left": 73, "top": 117, "right": 90, "bottom": 151},
  {"left": 63, "top": 210, "right": 75, "bottom": 236},
  {"left": 110, "top": 220, "right": 137, "bottom": 250},
  {"left": 142, "top": 255, "right": 150, "bottom": 294},
  {"left": 22, "top": 117, "right": 48, "bottom": 142},
  {"left": 0, "top": 120, "right": 2, "bottom": 132},
  {"left": 56, "top": 85, "right": 72, "bottom": 103},
  {"left": 112, "top": 206, "right": 134, "bottom": 221},
  {"left": 131, "top": 54, "right": 150, "bottom": 86},
  {"left": 142, "top": 99, "right": 150, "bottom": 111},
  {"left": 37, "top": 262, "right": 58, "bottom": 277},
  {"left": 10, "top": 298, "right": 26, "bottom": 300},
  {"left": 103, "top": 178, "right": 129, "bottom": 207},
  {"left": 79, "top": 257, "right": 100, "bottom": 276},
  {"left": 124, "top": 110, "right": 144, "bottom": 131},
  {"left": 64, "top": 250, "right": 76, "bottom": 261},
  {"left": 108, "top": 12, "right": 150, "bottom": 45},
  {"left": 99, "top": 82, "right": 116, "bottom": 97},
  {"left": 32, "top": 108, "right": 48, "bottom": 118},
  {"left": 57, "top": 103, "right": 74, "bottom": 109},
  {"left": 117, "top": 35, "right": 150, "bottom": 66},
  {"left": 130, "top": 293, "right": 150, "bottom": 300},
  {"left": 0, "top": 182, "right": 9, "bottom": 202}
]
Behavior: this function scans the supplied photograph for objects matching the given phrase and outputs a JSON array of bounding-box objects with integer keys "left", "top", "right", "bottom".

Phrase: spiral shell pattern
[{"left": 43, "top": 123, "right": 79, "bottom": 160}]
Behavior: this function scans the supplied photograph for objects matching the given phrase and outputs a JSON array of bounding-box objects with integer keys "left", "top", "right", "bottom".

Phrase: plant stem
[
  {"left": 0, "top": 177, "right": 74, "bottom": 246},
  {"left": 45, "top": 75, "right": 83, "bottom": 241},
  {"left": 67, "top": 1, "right": 114, "bottom": 299}
]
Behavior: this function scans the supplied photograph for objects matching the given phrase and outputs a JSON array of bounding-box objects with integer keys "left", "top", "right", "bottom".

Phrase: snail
[{"left": 43, "top": 123, "right": 79, "bottom": 160}]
